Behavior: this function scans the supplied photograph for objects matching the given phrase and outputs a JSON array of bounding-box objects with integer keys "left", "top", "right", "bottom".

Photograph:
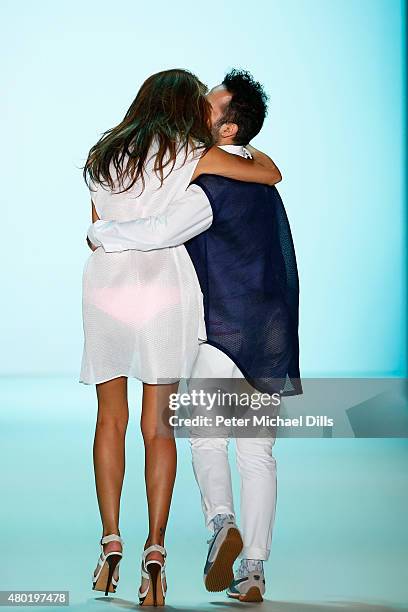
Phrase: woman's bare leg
[
  {"left": 140, "top": 382, "right": 178, "bottom": 585},
  {"left": 93, "top": 376, "right": 128, "bottom": 579}
]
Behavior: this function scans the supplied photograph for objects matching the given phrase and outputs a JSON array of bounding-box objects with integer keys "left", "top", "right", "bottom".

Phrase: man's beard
[{"left": 211, "top": 119, "right": 223, "bottom": 144}]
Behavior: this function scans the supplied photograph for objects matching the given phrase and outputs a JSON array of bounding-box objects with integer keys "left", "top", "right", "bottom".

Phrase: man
[{"left": 87, "top": 69, "right": 302, "bottom": 602}]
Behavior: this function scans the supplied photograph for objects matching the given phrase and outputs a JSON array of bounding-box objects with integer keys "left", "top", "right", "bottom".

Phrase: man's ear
[{"left": 219, "top": 122, "right": 239, "bottom": 140}]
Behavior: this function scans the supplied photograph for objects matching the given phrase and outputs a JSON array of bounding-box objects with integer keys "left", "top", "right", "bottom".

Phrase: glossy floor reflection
[{"left": 1, "top": 377, "right": 407, "bottom": 611}]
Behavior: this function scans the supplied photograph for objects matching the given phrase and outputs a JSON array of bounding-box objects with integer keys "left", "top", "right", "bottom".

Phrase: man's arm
[{"left": 88, "top": 184, "right": 213, "bottom": 252}]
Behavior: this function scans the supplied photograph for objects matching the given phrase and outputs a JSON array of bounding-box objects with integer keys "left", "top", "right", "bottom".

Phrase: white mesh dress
[{"left": 80, "top": 140, "right": 207, "bottom": 385}]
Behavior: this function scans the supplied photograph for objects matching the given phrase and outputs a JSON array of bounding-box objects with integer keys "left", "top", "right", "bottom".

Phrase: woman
[{"left": 81, "top": 68, "right": 280, "bottom": 606}]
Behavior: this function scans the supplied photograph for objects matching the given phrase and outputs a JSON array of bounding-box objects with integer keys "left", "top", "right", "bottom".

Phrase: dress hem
[{"left": 79, "top": 372, "right": 182, "bottom": 386}]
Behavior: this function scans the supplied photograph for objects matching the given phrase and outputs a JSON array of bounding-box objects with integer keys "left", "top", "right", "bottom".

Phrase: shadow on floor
[
  {"left": 209, "top": 599, "right": 406, "bottom": 611},
  {"left": 72, "top": 596, "right": 406, "bottom": 612}
]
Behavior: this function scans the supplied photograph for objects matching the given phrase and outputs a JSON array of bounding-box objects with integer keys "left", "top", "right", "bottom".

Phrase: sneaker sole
[
  {"left": 227, "top": 586, "right": 263, "bottom": 603},
  {"left": 204, "top": 527, "right": 243, "bottom": 592}
]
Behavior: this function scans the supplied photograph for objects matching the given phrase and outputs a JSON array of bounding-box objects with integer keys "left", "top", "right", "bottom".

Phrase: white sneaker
[
  {"left": 227, "top": 570, "right": 266, "bottom": 602},
  {"left": 203, "top": 519, "right": 243, "bottom": 592}
]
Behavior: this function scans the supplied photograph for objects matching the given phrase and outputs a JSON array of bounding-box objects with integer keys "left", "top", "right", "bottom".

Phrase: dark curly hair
[{"left": 219, "top": 69, "right": 268, "bottom": 145}]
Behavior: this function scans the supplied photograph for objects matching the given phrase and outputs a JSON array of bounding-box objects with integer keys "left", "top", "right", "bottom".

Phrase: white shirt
[
  {"left": 87, "top": 145, "right": 250, "bottom": 252},
  {"left": 80, "top": 139, "right": 210, "bottom": 385},
  {"left": 86, "top": 144, "right": 250, "bottom": 382}
]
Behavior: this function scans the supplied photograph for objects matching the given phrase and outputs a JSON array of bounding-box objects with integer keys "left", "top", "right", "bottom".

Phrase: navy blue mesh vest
[{"left": 185, "top": 174, "right": 303, "bottom": 396}]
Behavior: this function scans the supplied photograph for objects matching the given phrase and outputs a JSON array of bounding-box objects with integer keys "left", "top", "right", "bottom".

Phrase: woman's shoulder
[
  {"left": 87, "top": 176, "right": 100, "bottom": 197},
  {"left": 186, "top": 137, "right": 206, "bottom": 157},
  {"left": 173, "top": 138, "right": 205, "bottom": 168}
]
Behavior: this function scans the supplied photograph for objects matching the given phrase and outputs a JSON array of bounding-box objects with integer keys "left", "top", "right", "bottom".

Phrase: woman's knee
[
  {"left": 96, "top": 413, "right": 129, "bottom": 433},
  {"left": 141, "top": 423, "right": 174, "bottom": 445},
  {"left": 95, "top": 377, "right": 129, "bottom": 430}
]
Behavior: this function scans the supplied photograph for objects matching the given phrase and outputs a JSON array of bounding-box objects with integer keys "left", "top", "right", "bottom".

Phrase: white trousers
[{"left": 188, "top": 344, "right": 277, "bottom": 561}]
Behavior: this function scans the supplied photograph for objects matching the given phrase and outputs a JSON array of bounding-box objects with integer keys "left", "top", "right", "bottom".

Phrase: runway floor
[{"left": 1, "top": 377, "right": 407, "bottom": 611}]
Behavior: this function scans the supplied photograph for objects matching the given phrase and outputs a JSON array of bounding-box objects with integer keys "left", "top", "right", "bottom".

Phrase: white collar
[{"left": 217, "top": 144, "right": 252, "bottom": 159}]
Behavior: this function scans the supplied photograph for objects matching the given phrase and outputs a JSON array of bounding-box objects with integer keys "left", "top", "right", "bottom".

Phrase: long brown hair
[{"left": 83, "top": 69, "right": 213, "bottom": 194}]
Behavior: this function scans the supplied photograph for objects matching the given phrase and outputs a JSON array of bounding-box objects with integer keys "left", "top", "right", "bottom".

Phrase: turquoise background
[
  {"left": 0, "top": 1, "right": 407, "bottom": 610},
  {"left": 0, "top": 0, "right": 406, "bottom": 377}
]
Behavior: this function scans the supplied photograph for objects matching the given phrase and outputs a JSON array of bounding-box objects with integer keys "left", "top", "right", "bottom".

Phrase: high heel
[
  {"left": 138, "top": 544, "right": 167, "bottom": 606},
  {"left": 92, "top": 533, "right": 124, "bottom": 596}
]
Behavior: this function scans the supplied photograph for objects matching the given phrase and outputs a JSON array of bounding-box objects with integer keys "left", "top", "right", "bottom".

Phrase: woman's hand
[{"left": 245, "top": 145, "right": 282, "bottom": 184}]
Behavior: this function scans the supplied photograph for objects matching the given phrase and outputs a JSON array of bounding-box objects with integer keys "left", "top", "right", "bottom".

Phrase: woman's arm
[
  {"left": 91, "top": 200, "right": 100, "bottom": 223},
  {"left": 86, "top": 200, "right": 100, "bottom": 251},
  {"left": 191, "top": 145, "right": 282, "bottom": 186}
]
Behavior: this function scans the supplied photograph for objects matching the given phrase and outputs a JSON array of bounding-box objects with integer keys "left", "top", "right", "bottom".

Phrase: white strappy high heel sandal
[
  {"left": 138, "top": 544, "right": 167, "bottom": 606},
  {"left": 92, "top": 533, "right": 124, "bottom": 596}
]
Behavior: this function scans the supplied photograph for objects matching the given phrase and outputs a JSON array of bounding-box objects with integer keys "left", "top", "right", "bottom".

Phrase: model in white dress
[{"left": 80, "top": 139, "right": 208, "bottom": 385}]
